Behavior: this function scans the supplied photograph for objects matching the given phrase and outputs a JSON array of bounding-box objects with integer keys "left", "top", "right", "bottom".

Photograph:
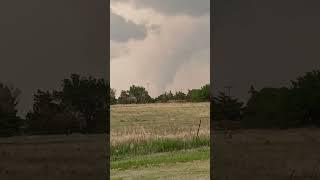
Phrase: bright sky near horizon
[{"left": 110, "top": 0, "right": 210, "bottom": 97}]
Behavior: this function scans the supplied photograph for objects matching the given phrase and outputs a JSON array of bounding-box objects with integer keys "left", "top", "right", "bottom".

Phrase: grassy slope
[
  {"left": 111, "top": 136, "right": 209, "bottom": 161},
  {"left": 111, "top": 103, "right": 210, "bottom": 179},
  {"left": 111, "top": 147, "right": 209, "bottom": 170},
  {"left": 111, "top": 148, "right": 209, "bottom": 180}
]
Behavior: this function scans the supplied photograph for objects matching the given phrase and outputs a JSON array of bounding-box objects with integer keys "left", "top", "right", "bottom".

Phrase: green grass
[
  {"left": 111, "top": 147, "right": 209, "bottom": 170},
  {"left": 111, "top": 136, "right": 210, "bottom": 161}
]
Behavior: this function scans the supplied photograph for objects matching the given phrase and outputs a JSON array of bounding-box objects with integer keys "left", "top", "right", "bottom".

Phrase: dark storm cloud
[
  {"left": 114, "top": 0, "right": 210, "bottom": 16},
  {"left": 111, "top": 11, "right": 147, "bottom": 42},
  {"left": 0, "top": 0, "right": 108, "bottom": 116},
  {"left": 213, "top": 0, "right": 320, "bottom": 102}
]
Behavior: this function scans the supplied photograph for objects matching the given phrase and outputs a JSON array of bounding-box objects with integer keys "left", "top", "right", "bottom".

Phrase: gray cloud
[
  {"left": 111, "top": 14, "right": 210, "bottom": 96},
  {"left": 110, "top": 0, "right": 210, "bottom": 96},
  {"left": 112, "top": 0, "right": 210, "bottom": 16},
  {"left": 111, "top": 11, "right": 147, "bottom": 42}
]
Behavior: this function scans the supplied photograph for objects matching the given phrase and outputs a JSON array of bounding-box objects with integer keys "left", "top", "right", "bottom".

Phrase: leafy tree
[
  {"left": 155, "top": 91, "right": 177, "bottom": 103},
  {"left": 212, "top": 92, "right": 243, "bottom": 121},
  {"left": 167, "top": 91, "right": 174, "bottom": 100},
  {"left": 26, "top": 74, "right": 108, "bottom": 134},
  {"left": 118, "top": 90, "right": 130, "bottom": 104},
  {"left": 186, "top": 84, "right": 210, "bottom": 102},
  {"left": 26, "top": 90, "right": 55, "bottom": 133},
  {"left": 0, "top": 83, "right": 23, "bottom": 136},
  {"left": 155, "top": 92, "right": 169, "bottom": 103},
  {"left": 128, "top": 85, "right": 153, "bottom": 104},
  {"left": 174, "top": 91, "right": 186, "bottom": 101},
  {"left": 60, "top": 74, "right": 108, "bottom": 133},
  {"left": 242, "top": 87, "right": 302, "bottom": 128},
  {"left": 110, "top": 88, "right": 117, "bottom": 105},
  {"left": 290, "top": 70, "right": 320, "bottom": 127},
  {"left": 187, "top": 89, "right": 202, "bottom": 102},
  {"left": 200, "top": 84, "right": 210, "bottom": 101},
  {"left": 26, "top": 90, "right": 77, "bottom": 134}
]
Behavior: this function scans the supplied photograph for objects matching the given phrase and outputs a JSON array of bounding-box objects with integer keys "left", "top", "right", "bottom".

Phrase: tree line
[
  {"left": 213, "top": 69, "right": 320, "bottom": 129},
  {"left": 6, "top": 68, "right": 320, "bottom": 136},
  {"left": 0, "top": 74, "right": 108, "bottom": 137},
  {"left": 110, "top": 84, "right": 210, "bottom": 104}
]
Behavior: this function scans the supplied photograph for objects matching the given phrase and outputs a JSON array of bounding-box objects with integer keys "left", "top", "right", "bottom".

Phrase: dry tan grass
[
  {"left": 111, "top": 102, "right": 210, "bottom": 146},
  {"left": 111, "top": 128, "right": 209, "bottom": 146}
]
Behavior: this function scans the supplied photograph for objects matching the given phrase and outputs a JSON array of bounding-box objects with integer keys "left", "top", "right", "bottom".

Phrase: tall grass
[
  {"left": 111, "top": 127, "right": 209, "bottom": 146},
  {"left": 111, "top": 147, "right": 209, "bottom": 170},
  {"left": 111, "top": 136, "right": 210, "bottom": 161}
]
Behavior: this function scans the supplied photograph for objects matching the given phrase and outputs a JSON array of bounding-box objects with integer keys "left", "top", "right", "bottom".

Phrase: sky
[
  {"left": 213, "top": 0, "right": 320, "bottom": 102},
  {"left": 0, "top": 0, "right": 108, "bottom": 116},
  {"left": 110, "top": 0, "right": 210, "bottom": 97},
  {"left": 1, "top": 0, "right": 319, "bottom": 116}
]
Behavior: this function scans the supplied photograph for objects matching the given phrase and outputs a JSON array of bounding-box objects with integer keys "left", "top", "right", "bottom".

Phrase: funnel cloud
[{"left": 110, "top": 0, "right": 210, "bottom": 97}]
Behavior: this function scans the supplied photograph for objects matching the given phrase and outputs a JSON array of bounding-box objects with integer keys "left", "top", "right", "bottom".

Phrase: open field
[
  {"left": 214, "top": 128, "right": 320, "bottom": 179},
  {"left": 0, "top": 102, "right": 209, "bottom": 179},
  {"left": 0, "top": 134, "right": 107, "bottom": 180},
  {"left": 111, "top": 103, "right": 210, "bottom": 145},
  {"left": 111, "top": 102, "right": 210, "bottom": 179}
]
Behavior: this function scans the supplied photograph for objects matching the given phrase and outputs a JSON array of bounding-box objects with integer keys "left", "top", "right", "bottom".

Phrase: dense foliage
[
  {"left": 212, "top": 92, "right": 243, "bottom": 121},
  {"left": 114, "top": 83, "right": 210, "bottom": 104},
  {"left": 26, "top": 74, "right": 108, "bottom": 135},
  {"left": 214, "top": 70, "right": 320, "bottom": 129},
  {"left": 0, "top": 83, "right": 23, "bottom": 136},
  {"left": 4, "top": 69, "right": 320, "bottom": 137}
]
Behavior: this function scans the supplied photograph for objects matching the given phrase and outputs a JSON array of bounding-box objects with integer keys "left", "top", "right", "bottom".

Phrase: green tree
[
  {"left": 174, "top": 91, "right": 186, "bottom": 101},
  {"left": 110, "top": 88, "right": 117, "bottom": 105},
  {"left": 185, "top": 84, "right": 210, "bottom": 102},
  {"left": 187, "top": 89, "right": 202, "bottom": 102},
  {"left": 167, "top": 91, "right": 174, "bottom": 101},
  {"left": 118, "top": 90, "right": 130, "bottom": 104},
  {"left": 242, "top": 87, "right": 301, "bottom": 128},
  {"left": 26, "top": 74, "right": 108, "bottom": 134},
  {"left": 212, "top": 92, "right": 243, "bottom": 121},
  {"left": 26, "top": 90, "right": 77, "bottom": 134},
  {"left": 200, "top": 84, "right": 210, "bottom": 101},
  {"left": 290, "top": 70, "right": 320, "bottom": 127},
  {"left": 155, "top": 92, "right": 169, "bottom": 103},
  {"left": 128, "top": 85, "right": 153, "bottom": 104},
  {"left": 60, "top": 74, "right": 108, "bottom": 133},
  {"left": 0, "top": 83, "right": 23, "bottom": 137}
]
